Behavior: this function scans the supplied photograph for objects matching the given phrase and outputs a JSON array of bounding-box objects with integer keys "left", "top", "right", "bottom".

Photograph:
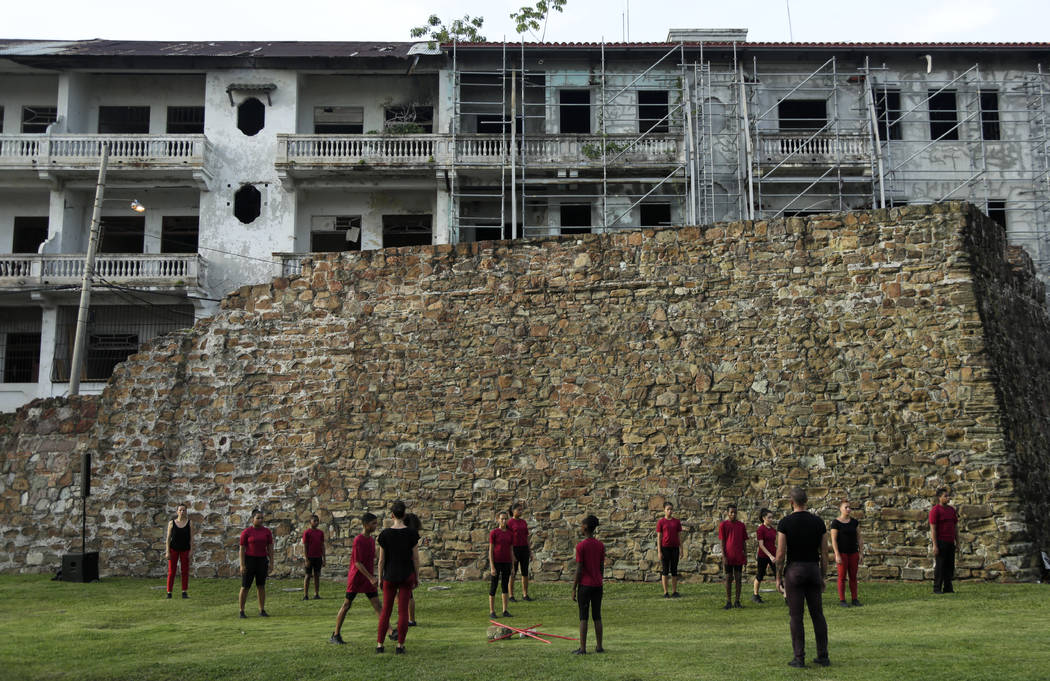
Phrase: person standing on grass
[
  {"left": 775, "top": 488, "right": 830, "bottom": 669},
  {"left": 239, "top": 509, "right": 273, "bottom": 618},
  {"left": 302, "top": 514, "right": 325, "bottom": 600},
  {"left": 657, "top": 502, "right": 684, "bottom": 598},
  {"left": 507, "top": 503, "right": 533, "bottom": 602},
  {"left": 929, "top": 488, "right": 959, "bottom": 594},
  {"left": 752, "top": 507, "right": 777, "bottom": 604},
  {"left": 831, "top": 500, "right": 863, "bottom": 607},
  {"left": 488, "top": 510, "right": 514, "bottom": 618},
  {"left": 718, "top": 503, "right": 747, "bottom": 609},
  {"left": 165, "top": 503, "right": 192, "bottom": 599},
  {"left": 376, "top": 501, "right": 419, "bottom": 654},
  {"left": 404, "top": 512, "right": 426, "bottom": 626},
  {"left": 331, "top": 512, "right": 391, "bottom": 644},
  {"left": 572, "top": 514, "right": 605, "bottom": 655}
]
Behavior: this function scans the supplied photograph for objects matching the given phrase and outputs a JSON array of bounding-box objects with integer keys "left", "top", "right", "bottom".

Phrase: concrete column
[
  {"left": 143, "top": 211, "right": 162, "bottom": 254},
  {"left": 37, "top": 305, "right": 58, "bottom": 398},
  {"left": 434, "top": 178, "right": 451, "bottom": 245},
  {"left": 56, "top": 73, "right": 90, "bottom": 133}
]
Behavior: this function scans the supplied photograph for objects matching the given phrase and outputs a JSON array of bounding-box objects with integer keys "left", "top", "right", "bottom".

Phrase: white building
[{"left": 1, "top": 34, "right": 1048, "bottom": 411}]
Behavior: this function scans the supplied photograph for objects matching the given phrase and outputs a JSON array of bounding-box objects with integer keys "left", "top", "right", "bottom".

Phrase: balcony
[
  {"left": 0, "top": 134, "right": 213, "bottom": 188},
  {"left": 276, "top": 135, "right": 441, "bottom": 178},
  {"left": 756, "top": 132, "right": 871, "bottom": 176},
  {"left": 0, "top": 253, "right": 205, "bottom": 290}
]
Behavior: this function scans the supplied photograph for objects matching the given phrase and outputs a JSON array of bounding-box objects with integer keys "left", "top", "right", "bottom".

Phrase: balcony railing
[
  {"left": 0, "top": 253, "right": 205, "bottom": 288},
  {"left": 274, "top": 253, "right": 306, "bottom": 277},
  {"left": 277, "top": 135, "right": 440, "bottom": 167},
  {"left": 756, "top": 132, "right": 871, "bottom": 166},
  {"left": 0, "top": 134, "right": 212, "bottom": 179}
]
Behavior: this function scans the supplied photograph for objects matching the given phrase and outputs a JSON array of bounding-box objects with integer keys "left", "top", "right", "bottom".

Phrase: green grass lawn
[{"left": 0, "top": 575, "right": 1046, "bottom": 681}]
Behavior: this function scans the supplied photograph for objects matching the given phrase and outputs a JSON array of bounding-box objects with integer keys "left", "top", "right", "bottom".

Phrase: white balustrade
[
  {"left": 758, "top": 133, "right": 871, "bottom": 165},
  {"left": 47, "top": 135, "right": 208, "bottom": 163},
  {"left": 274, "top": 253, "right": 306, "bottom": 276},
  {"left": 0, "top": 136, "right": 43, "bottom": 165},
  {"left": 280, "top": 135, "right": 438, "bottom": 164},
  {"left": 0, "top": 254, "right": 203, "bottom": 287}
]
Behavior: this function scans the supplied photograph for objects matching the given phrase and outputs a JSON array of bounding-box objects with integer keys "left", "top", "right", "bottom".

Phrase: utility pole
[{"left": 69, "top": 143, "right": 108, "bottom": 396}]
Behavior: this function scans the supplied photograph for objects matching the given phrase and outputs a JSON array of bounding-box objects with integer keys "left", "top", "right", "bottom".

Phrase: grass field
[{"left": 0, "top": 575, "right": 1047, "bottom": 681}]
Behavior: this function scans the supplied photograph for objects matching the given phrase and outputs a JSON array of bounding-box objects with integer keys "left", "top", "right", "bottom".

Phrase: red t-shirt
[
  {"left": 347, "top": 533, "right": 376, "bottom": 592},
  {"left": 657, "top": 517, "right": 683, "bottom": 547},
  {"left": 490, "top": 528, "right": 513, "bottom": 563},
  {"left": 718, "top": 520, "right": 747, "bottom": 566},
  {"left": 240, "top": 526, "right": 273, "bottom": 558},
  {"left": 756, "top": 524, "right": 777, "bottom": 560},
  {"left": 575, "top": 537, "right": 605, "bottom": 587},
  {"left": 929, "top": 504, "right": 958, "bottom": 543},
  {"left": 507, "top": 517, "right": 529, "bottom": 547},
  {"left": 302, "top": 528, "right": 325, "bottom": 558}
]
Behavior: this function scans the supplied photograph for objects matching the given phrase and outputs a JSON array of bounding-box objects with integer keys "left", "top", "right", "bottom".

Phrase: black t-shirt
[
  {"left": 377, "top": 527, "right": 420, "bottom": 583},
  {"left": 777, "top": 511, "right": 826, "bottom": 564},
  {"left": 830, "top": 517, "right": 859, "bottom": 554},
  {"left": 169, "top": 520, "right": 191, "bottom": 551}
]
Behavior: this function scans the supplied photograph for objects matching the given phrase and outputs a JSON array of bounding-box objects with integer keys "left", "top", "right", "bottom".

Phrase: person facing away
[
  {"left": 165, "top": 503, "right": 192, "bottom": 599},
  {"left": 752, "top": 507, "right": 777, "bottom": 604},
  {"left": 718, "top": 503, "right": 747, "bottom": 609},
  {"left": 403, "top": 512, "right": 424, "bottom": 626},
  {"left": 302, "top": 513, "right": 325, "bottom": 600},
  {"left": 239, "top": 509, "right": 273, "bottom": 618},
  {"left": 375, "top": 500, "right": 419, "bottom": 654},
  {"left": 507, "top": 502, "right": 533, "bottom": 602},
  {"left": 929, "top": 488, "right": 959, "bottom": 594},
  {"left": 330, "top": 512, "right": 391, "bottom": 645},
  {"left": 775, "top": 488, "right": 830, "bottom": 669},
  {"left": 572, "top": 514, "right": 605, "bottom": 655},
  {"left": 488, "top": 510, "right": 514, "bottom": 618},
  {"left": 657, "top": 502, "right": 685, "bottom": 598},
  {"left": 830, "top": 500, "right": 863, "bottom": 607}
]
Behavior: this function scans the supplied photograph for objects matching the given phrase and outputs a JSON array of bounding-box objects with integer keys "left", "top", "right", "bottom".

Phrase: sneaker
[
  {"left": 734, "top": 601, "right": 743, "bottom": 608},
  {"left": 395, "top": 646, "right": 406, "bottom": 655},
  {"left": 671, "top": 592, "right": 681, "bottom": 599},
  {"left": 851, "top": 599, "right": 863, "bottom": 607},
  {"left": 572, "top": 648, "right": 587, "bottom": 655},
  {"left": 663, "top": 593, "right": 671, "bottom": 599},
  {"left": 943, "top": 587, "right": 955, "bottom": 594},
  {"left": 489, "top": 611, "right": 498, "bottom": 618},
  {"left": 812, "top": 656, "right": 831, "bottom": 667},
  {"left": 407, "top": 620, "right": 417, "bottom": 627},
  {"left": 329, "top": 633, "right": 345, "bottom": 645},
  {"left": 595, "top": 647, "right": 605, "bottom": 653},
  {"left": 751, "top": 594, "right": 763, "bottom": 603},
  {"left": 166, "top": 592, "right": 172, "bottom": 599},
  {"left": 508, "top": 596, "right": 518, "bottom": 603},
  {"left": 239, "top": 611, "right": 247, "bottom": 619},
  {"left": 933, "top": 587, "right": 943, "bottom": 594},
  {"left": 788, "top": 658, "right": 805, "bottom": 668},
  {"left": 502, "top": 610, "right": 513, "bottom": 617},
  {"left": 722, "top": 602, "right": 732, "bottom": 610},
  {"left": 259, "top": 610, "right": 269, "bottom": 617},
  {"left": 314, "top": 594, "right": 321, "bottom": 600},
  {"left": 303, "top": 594, "right": 310, "bottom": 601},
  {"left": 523, "top": 595, "right": 534, "bottom": 602},
  {"left": 839, "top": 600, "right": 850, "bottom": 607},
  {"left": 375, "top": 645, "right": 384, "bottom": 654},
  {"left": 181, "top": 592, "right": 188, "bottom": 599}
]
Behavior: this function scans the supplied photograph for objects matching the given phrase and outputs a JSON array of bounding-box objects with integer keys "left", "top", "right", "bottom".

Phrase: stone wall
[{"left": 2, "top": 203, "right": 1048, "bottom": 581}]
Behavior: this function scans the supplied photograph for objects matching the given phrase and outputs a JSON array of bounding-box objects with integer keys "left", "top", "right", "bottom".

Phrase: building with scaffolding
[{"left": 0, "top": 34, "right": 1048, "bottom": 410}]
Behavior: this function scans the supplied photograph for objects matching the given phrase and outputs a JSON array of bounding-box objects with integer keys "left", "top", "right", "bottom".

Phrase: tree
[
  {"left": 510, "top": 0, "right": 568, "bottom": 41},
  {"left": 410, "top": 14, "right": 487, "bottom": 47}
]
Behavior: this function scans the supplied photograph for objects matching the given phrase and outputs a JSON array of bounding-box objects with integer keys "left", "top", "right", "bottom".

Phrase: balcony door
[
  {"left": 560, "top": 90, "right": 591, "bottom": 134},
  {"left": 777, "top": 100, "right": 827, "bottom": 131}
]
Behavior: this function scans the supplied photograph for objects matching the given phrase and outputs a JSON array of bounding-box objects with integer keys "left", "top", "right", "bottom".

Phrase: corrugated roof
[
  {"left": 449, "top": 40, "right": 1050, "bottom": 50},
  {"left": 0, "top": 39, "right": 420, "bottom": 59}
]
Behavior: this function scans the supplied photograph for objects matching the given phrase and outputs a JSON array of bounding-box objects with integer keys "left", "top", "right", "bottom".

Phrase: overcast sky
[{"left": 4, "top": 0, "right": 1049, "bottom": 44}]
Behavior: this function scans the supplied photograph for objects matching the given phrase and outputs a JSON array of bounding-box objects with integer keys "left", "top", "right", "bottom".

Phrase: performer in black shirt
[
  {"left": 775, "top": 488, "right": 830, "bottom": 669},
  {"left": 375, "top": 501, "right": 419, "bottom": 654}
]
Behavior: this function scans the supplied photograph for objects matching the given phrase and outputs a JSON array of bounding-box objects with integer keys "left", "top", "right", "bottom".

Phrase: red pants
[
  {"left": 377, "top": 579, "right": 412, "bottom": 645},
  {"left": 836, "top": 552, "right": 859, "bottom": 601},
  {"left": 167, "top": 549, "right": 190, "bottom": 593}
]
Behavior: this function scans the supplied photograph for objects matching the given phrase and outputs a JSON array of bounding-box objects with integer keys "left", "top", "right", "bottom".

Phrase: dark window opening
[
  {"left": 384, "top": 106, "right": 434, "bottom": 134},
  {"left": 560, "top": 90, "right": 591, "bottom": 134},
  {"left": 22, "top": 106, "right": 57, "bottom": 133},
  {"left": 471, "top": 224, "right": 514, "bottom": 241},
  {"left": 314, "top": 107, "right": 363, "bottom": 134},
  {"left": 873, "top": 89, "right": 902, "bottom": 141},
  {"left": 980, "top": 92, "right": 1000, "bottom": 141},
  {"left": 929, "top": 90, "right": 959, "bottom": 140},
  {"left": 160, "top": 216, "right": 200, "bottom": 253},
  {"left": 778, "top": 100, "right": 828, "bottom": 131},
  {"left": 234, "top": 185, "right": 262, "bottom": 224},
  {"left": 12, "top": 217, "right": 49, "bottom": 253},
  {"left": 166, "top": 106, "right": 205, "bottom": 134},
  {"left": 638, "top": 90, "right": 669, "bottom": 134},
  {"left": 237, "top": 98, "right": 266, "bottom": 136},
  {"left": 560, "top": 204, "right": 591, "bottom": 234},
  {"left": 311, "top": 216, "right": 361, "bottom": 252},
  {"left": 987, "top": 200, "right": 1007, "bottom": 228},
  {"left": 98, "top": 106, "right": 150, "bottom": 134},
  {"left": 2, "top": 332, "right": 41, "bottom": 383},
  {"left": 85, "top": 333, "right": 138, "bottom": 381},
  {"left": 99, "top": 216, "right": 145, "bottom": 253},
  {"left": 382, "top": 215, "right": 432, "bottom": 248},
  {"left": 640, "top": 203, "right": 672, "bottom": 227},
  {"left": 475, "top": 114, "right": 522, "bottom": 135}
]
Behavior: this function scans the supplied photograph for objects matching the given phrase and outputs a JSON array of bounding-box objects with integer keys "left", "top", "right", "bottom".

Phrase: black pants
[
  {"left": 489, "top": 562, "right": 512, "bottom": 596},
  {"left": 934, "top": 541, "right": 956, "bottom": 592},
  {"left": 577, "top": 585, "right": 603, "bottom": 621},
  {"left": 661, "top": 546, "right": 680, "bottom": 576},
  {"left": 513, "top": 546, "right": 530, "bottom": 578},
  {"left": 784, "top": 562, "right": 828, "bottom": 662}
]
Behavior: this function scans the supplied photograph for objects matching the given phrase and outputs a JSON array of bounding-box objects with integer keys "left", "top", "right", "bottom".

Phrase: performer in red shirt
[
  {"left": 330, "top": 512, "right": 390, "bottom": 644},
  {"left": 929, "top": 488, "right": 959, "bottom": 594},
  {"left": 238, "top": 509, "right": 274, "bottom": 618},
  {"left": 718, "top": 504, "right": 747, "bottom": 609},
  {"left": 572, "top": 514, "right": 605, "bottom": 654},
  {"left": 752, "top": 508, "right": 777, "bottom": 603},
  {"left": 656, "top": 502, "right": 685, "bottom": 598},
  {"left": 488, "top": 511, "right": 514, "bottom": 618},
  {"left": 507, "top": 503, "right": 533, "bottom": 602},
  {"left": 302, "top": 514, "right": 325, "bottom": 600}
]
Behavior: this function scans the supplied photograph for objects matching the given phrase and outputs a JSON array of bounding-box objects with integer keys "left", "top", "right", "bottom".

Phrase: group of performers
[{"left": 163, "top": 487, "right": 961, "bottom": 664}]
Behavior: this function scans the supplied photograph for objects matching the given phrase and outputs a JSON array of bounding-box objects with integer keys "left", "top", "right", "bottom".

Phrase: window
[
  {"left": 160, "top": 216, "right": 200, "bottom": 253},
  {"left": 640, "top": 203, "right": 672, "bottom": 227},
  {"left": 873, "top": 88, "right": 902, "bottom": 141},
  {"left": 99, "top": 216, "right": 145, "bottom": 253},
  {"left": 314, "top": 107, "right": 363, "bottom": 134},
  {"left": 98, "top": 106, "right": 150, "bottom": 134},
  {"left": 559, "top": 90, "right": 591, "bottom": 134},
  {"left": 166, "top": 106, "right": 205, "bottom": 134},
  {"left": 310, "top": 216, "right": 361, "bottom": 252},
  {"left": 980, "top": 91, "right": 1000, "bottom": 141},
  {"left": 638, "top": 91, "right": 669, "bottom": 134},
  {"left": 384, "top": 106, "right": 433, "bottom": 133},
  {"left": 12, "top": 217, "right": 49, "bottom": 253},
  {"left": 987, "top": 200, "right": 1006, "bottom": 228},
  {"left": 778, "top": 100, "right": 827, "bottom": 131},
  {"left": 382, "top": 215, "right": 432, "bottom": 247},
  {"left": 0, "top": 308, "right": 42, "bottom": 383},
  {"left": 928, "top": 90, "right": 959, "bottom": 140},
  {"left": 234, "top": 185, "right": 262, "bottom": 224},
  {"left": 237, "top": 98, "right": 265, "bottom": 136},
  {"left": 21, "top": 106, "right": 57, "bottom": 133},
  {"left": 560, "top": 204, "right": 591, "bottom": 235}
]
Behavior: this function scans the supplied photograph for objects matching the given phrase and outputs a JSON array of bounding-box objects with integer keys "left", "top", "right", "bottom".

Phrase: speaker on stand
[{"left": 61, "top": 452, "right": 99, "bottom": 582}]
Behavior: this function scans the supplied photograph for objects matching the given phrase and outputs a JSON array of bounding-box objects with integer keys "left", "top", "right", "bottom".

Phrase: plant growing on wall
[{"left": 410, "top": 14, "right": 487, "bottom": 48}]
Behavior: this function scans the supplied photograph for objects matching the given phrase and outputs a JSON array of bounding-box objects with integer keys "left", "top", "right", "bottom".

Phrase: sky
[{"left": 3, "top": 0, "right": 1049, "bottom": 44}]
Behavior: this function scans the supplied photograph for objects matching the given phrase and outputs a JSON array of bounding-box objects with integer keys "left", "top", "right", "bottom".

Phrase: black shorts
[
  {"left": 756, "top": 556, "right": 773, "bottom": 581},
  {"left": 305, "top": 557, "right": 323, "bottom": 576},
  {"left": 577, "top": 584, "right": 603, "bottom": 621},
  {"left": 345, "top": 590, "right": 379, "bottom": 603},
  {"left": 512, "top": 546, "right": 530, "bottom": 577},
  {"left": 725, "top": 563, "right": 743, "bottom": 577},
  {"left": 661, "top": 546, "right": 680, "bottom": 576},
  {"left": 489, "top": 562, "right": 512, "bottom": 596},
  {"left": 242, "top": 556, "right": 268, "bottom": 589}
]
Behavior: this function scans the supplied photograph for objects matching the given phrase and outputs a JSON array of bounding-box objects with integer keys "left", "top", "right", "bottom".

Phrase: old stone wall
[{"left": 2, "top": 203, "right": 1047, "bottom": 582}]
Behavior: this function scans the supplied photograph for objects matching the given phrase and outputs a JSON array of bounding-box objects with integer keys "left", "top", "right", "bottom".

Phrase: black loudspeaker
[
  {"left": 80, "top": 452, "right": 91, "bottom": 498},
  {"left": 61, "top": 552, "right": 99, "bottom": 582}
]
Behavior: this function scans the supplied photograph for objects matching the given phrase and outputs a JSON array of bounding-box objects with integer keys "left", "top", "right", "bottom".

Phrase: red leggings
[
  {"left": 836, "top": 552, "right": 859, "bottom": 601},
  {"left": 167, "top": 549, "right": 190, "bottom": 593},
  {"left": 377, "top": 579, "right": 412, "bottom": 645}
]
